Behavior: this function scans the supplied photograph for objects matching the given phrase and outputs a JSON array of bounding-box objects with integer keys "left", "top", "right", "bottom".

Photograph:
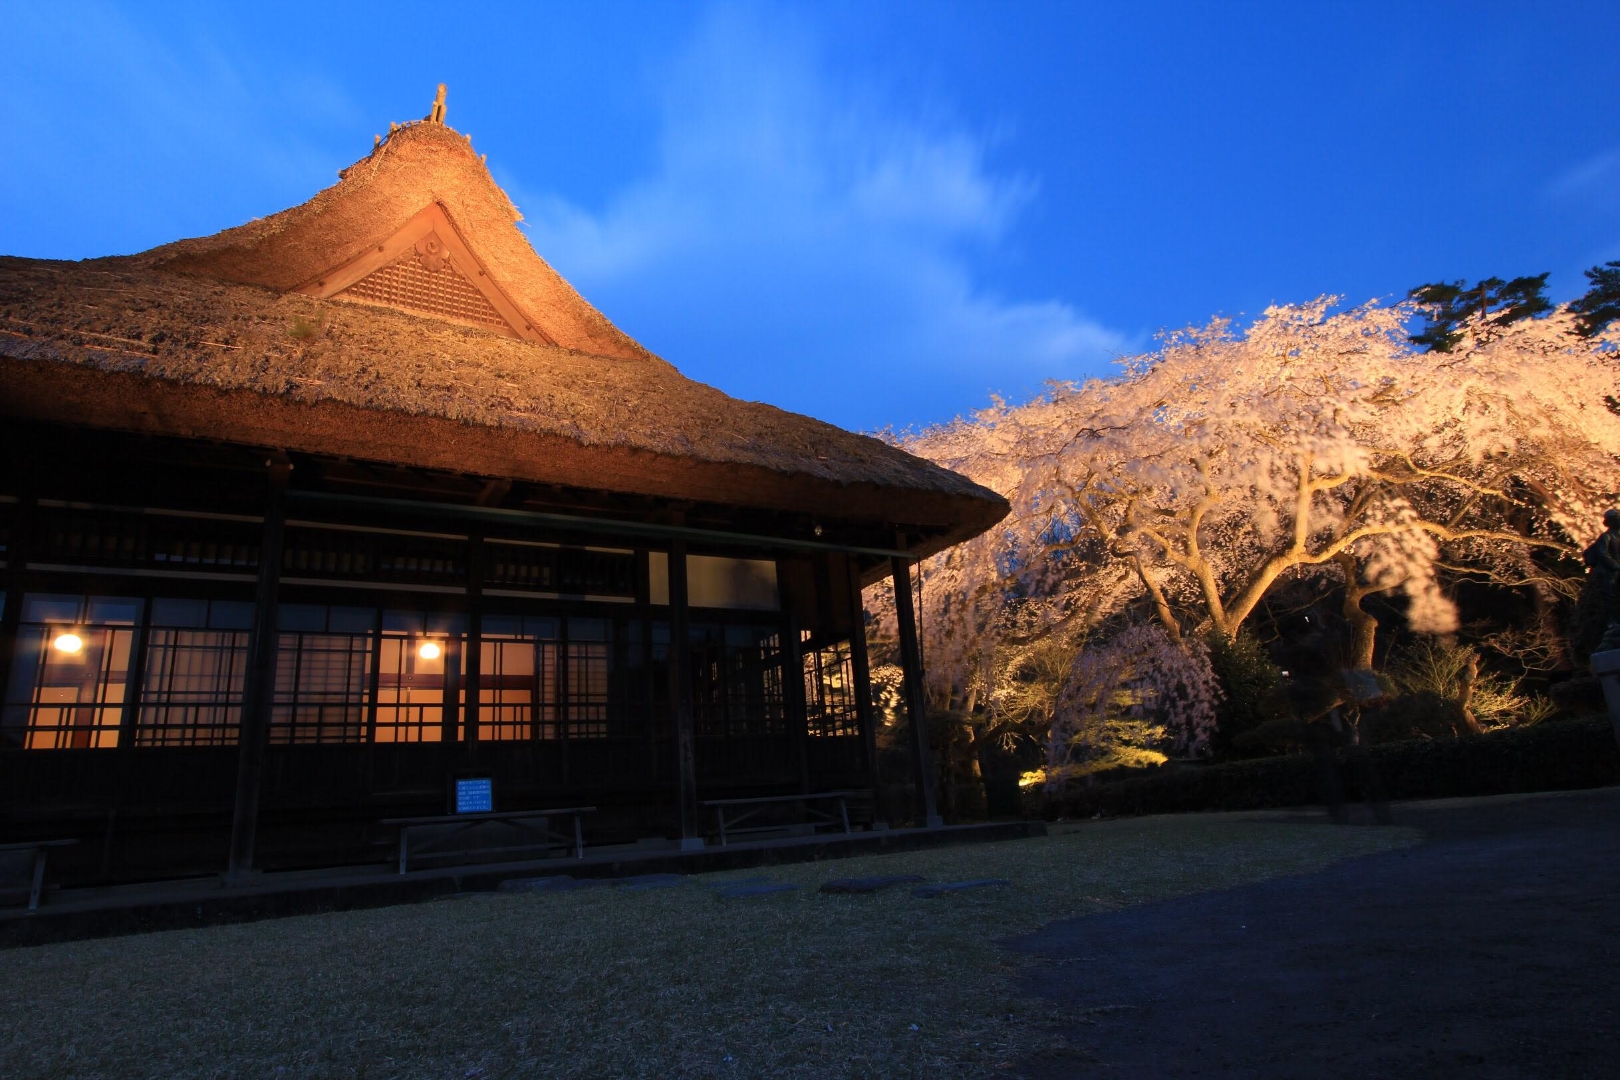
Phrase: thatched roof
[{"left": 0, "top": 104, "right": 1007, "bottom": 555}]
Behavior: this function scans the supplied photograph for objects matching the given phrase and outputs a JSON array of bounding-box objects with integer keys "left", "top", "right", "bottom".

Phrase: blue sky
[{"left": 4, "top": 1, "right": 1617, "bottom": 432}]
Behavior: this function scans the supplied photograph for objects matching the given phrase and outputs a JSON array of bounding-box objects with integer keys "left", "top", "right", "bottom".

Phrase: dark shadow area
[{"left": 1008, "top": 788, "right": 1620, "bottom": 1079}]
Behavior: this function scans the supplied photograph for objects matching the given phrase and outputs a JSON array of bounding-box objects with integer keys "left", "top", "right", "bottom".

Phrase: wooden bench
[
  {"left": 380, "top": 807, "right": 595, "bottom": 874},
  {"left": 0, "top": 839, "right": 79, "bottom": 911},
  {"left": 701, "top": 791, "right": 865, "bottom": 846}
]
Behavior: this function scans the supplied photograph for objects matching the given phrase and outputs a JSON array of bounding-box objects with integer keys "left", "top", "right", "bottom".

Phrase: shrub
[
  {"left": 1388, "top": 639, "right": 1527, "bottom": 727},
  {"left": 1551, "top": 676, "right": 1605, "bottom": 715},
  {"left": 1037, "top": 715, "right": 1619, "bottom": 819},
  {"left": 1358, "top": 690, "right": 1470, "bottom": 743},
  {"left": 1206, "top": 630, "right": 1284, "bottom": 757},
  {"left": 1230, "top": 716, "right": 1317, "bottom": 757}
]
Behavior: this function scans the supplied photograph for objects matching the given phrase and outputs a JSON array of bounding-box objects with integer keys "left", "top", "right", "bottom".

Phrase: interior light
[
  {"left": 52, "top": 632, "right": 85, "bottom": 655},
  {"left": 417, "top": 641, "right": 442, "bottom": 661}
]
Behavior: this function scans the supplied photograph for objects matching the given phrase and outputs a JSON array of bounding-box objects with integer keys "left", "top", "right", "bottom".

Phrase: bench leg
[
  {"left": 717, "top": 808, "right": 728, "bottom": 847},
  {"left": 28, "top": 848, "right": 47, "bottom": 912},
  {"left": 839, "top": 798, "right": 851, "bottom": 835},
  {"left": 574, "top": 815, "right": 585, "bottom": 860},
  {"left": 398, "top": 829, "right": 409, "bottom": 875}
]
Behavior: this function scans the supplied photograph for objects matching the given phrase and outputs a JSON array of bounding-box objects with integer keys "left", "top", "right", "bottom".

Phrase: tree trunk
[
  {"left": 1520, "top": 514, "right": 1574, "bottom": 673},
  {"left": 1458, "top": 653, "right": 1484, "bottom": 734},
  {"left": 1332, "top": 552, "right": 1379, "bottom": 670},
  {"left": 1532, "top": 583, "right": 1573, "bottom": 672},
  {"left": 1128, "top": 554, "right": 1182, "bottom": 643}
]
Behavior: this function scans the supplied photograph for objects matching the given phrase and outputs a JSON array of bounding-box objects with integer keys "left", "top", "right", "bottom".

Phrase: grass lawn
[{"left": 0, "top": 814, "right": 1416, "bottom": 1079}]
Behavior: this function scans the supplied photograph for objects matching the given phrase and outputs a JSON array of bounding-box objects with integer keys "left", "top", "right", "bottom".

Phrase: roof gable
[
  {"left": 296, "top": 201, "right": 545, "bottom": 342},
  {"left": 140, "top": 92, "right": 645, "bottom": 359}
]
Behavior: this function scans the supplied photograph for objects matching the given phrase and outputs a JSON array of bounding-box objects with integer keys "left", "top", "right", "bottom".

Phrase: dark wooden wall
[{"left": 1, "top": 424, "right": 878, "bottom": 885}]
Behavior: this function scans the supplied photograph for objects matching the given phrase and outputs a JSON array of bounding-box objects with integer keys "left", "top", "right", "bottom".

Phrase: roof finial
[{"left": 428, "top": 84, "right": 447, "bottom": 125}]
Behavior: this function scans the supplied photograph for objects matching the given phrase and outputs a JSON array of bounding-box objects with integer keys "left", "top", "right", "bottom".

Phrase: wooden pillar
[
  {"left": 844, "top": 555, "right": 884, "bottom": 826},
  {"left": 441, "top": 634, "right": 464, "bottom": 756},
  {"left": 891, "top": 553, "right": 942, "bottom": 828},
  {"left": 106, "top": 597, "right": 154, "bottom": 879},
  {"left": 225, "top": 461, "right": 290, "bottom": 883},
  {"left": 462, "top": 531, "right": 484, "bottom": 752},
  {"left": 781, "top": 607, "right": 810, "bottom": 795},
  {"left": 557, "top": 616, "right": 571, "bottom": 787},
  {"left": 668, "top": 540, "right": 702, "bottom": 848},
  {"left": 636, "top": 549, "right": 658, "bottom": 782},
  {"left": 0, "top": 493, "right": 37, "bottom": 725}
]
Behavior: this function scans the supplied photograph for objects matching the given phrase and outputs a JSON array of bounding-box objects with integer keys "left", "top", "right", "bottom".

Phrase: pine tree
[
  {"left": 1407, "top": 273, "right": 1551, "bottom": 352},
  {"left": 1570, "top": 261, "right": 1620, "bottom": 338}
]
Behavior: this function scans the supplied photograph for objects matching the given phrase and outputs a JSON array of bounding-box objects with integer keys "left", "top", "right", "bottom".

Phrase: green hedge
[{"left": 1036, "top": 715, "right": 1620, "bottom": 819}]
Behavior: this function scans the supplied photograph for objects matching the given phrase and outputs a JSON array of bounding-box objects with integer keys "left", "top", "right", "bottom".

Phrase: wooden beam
[
  {"left": 475, "top": 478, "right": 512, "bottom": 508},
  {"left": 891, "top": 552, "right": 942, "bottom": 828},
  {"left": 224, "top": 460, "right": 291, "bottom": 883},
  {"left": 288, "top": 489, "right": 914, "bottom": 561}
]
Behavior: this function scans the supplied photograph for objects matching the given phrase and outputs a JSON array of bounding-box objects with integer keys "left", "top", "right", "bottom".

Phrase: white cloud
[
  {"left": 1545, "top": 148, "right": 1620, "bottom": 202},
  {"left": 1543, "top": 148, "right": 1620, "bottom": 294},
  {"left": 502, "top": 6, "right": 1129, "bottom": 430}
]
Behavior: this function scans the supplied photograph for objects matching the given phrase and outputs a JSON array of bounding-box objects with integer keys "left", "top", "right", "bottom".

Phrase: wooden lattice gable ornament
[
  {"left": 142, "top": 85, "right": 648, "bottom": 360},
  {"left": 295, "top": 201, "right": 544, "bottom": 342}
]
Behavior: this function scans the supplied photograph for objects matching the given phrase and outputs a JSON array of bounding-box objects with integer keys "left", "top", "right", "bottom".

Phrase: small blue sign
[{"left": 455, "top": 777, "right": 494, "bottom": 814}]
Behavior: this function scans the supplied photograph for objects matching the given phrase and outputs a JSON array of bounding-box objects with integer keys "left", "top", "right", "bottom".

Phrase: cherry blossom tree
[{"left": 888, "top": 297, "right": 1620, "bottom": 731}]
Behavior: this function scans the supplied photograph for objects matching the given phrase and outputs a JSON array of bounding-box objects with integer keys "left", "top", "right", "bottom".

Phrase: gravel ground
[
  {"left": 0, "top": 814, "right": 1412, "bottom": 1079},
  {"left": 1008, "top": 787, "right": 1620, "bottom": 1079}
]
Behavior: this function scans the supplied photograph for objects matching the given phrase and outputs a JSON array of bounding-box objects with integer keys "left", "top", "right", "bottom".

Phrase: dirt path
[{"left": 1007, "top": 787, "right": 1620, "bottom": 1079}]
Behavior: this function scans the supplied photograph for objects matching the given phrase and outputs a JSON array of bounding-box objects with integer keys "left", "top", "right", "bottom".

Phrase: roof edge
[{"left": 0, "top": 350, "right": 1011, "bottom": 551}]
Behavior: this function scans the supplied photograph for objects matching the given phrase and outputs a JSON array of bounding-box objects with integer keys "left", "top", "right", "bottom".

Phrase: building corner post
[
  {"left": 890, "top": 551, "right": 941, "bottom": 828},
  {"left": 844, "top": 557, "right": 883, "bottom": 825}
]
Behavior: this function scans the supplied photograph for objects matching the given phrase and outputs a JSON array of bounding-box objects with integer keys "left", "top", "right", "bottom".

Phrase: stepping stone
[
  {"left": 820, "top": 874, "right": 927, "bottom": 894},
  {"left": 911, "top": 879, "right": 1010, "bottom": 898},
  {"left": 613, "top": 873, "right": 688, "bottom": 891},
  {"left": 498, "top": 875, "right": 604, "bottom": 893},
  {"left": 716, "top": 882, "right": 798, "bottom": 899},
  {"left": 703, "top": 875, "right": 774, "bottom": 890}
]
